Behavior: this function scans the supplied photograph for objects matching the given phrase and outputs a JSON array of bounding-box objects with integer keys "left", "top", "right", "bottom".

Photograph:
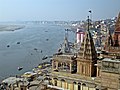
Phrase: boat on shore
[
  {"left": 42, "top": 55, "right": 48, "bottom": 60},
  {"left": 18, "top": 67, "right": 23, "bottom": 71}
]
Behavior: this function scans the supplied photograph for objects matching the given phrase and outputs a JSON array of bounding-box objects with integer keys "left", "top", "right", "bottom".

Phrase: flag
[{"left": 89, "top": 10, "right": 92, "bottom": 13}]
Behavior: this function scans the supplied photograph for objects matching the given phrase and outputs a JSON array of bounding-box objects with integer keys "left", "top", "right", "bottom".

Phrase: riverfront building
[{"left": 50, "top": 13, "right": 120, "bottom": 90}]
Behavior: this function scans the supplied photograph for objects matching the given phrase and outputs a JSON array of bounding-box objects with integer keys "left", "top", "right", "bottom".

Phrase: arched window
[
  {"left": 82, "top": 83, "right": 86, "bottom": 86},
  {"left": 73, "top": 81, "right": 76, "bottom": 84},
  {"left": 78, "top": 82, "right": 81, "bottom": 90},
  {"left": 58, "top": 62, "right": 61, "bottom": 67},
  {"left": 55, "top": 80, "right": 57, "bottom": 86},
  {"left": 53, "top": 78, "right": 58, "bottom": 86},
  {"left": 61, "top": 79, "right": 65, "bottom": 82}
]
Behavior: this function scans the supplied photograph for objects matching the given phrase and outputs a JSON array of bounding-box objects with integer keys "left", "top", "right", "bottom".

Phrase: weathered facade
[
  {"left": 100, "top": 58, "right": 120, "bottom": 89},
  {"left": 77, "top": 30, "right": 97, "bottom": 77}
]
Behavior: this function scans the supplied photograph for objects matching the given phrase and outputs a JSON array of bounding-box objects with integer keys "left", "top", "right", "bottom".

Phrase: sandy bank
[{"left": 0, "top": 25, "right": 25, "bottom": 31}]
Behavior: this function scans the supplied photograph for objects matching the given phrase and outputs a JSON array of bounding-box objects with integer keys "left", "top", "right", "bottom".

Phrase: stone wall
[{"left": 101, "top": 72, "right": 120, "bottom": 89}]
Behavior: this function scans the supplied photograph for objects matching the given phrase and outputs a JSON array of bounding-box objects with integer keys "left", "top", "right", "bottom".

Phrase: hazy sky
[{"left": 0, "top": 0, "right": 120, "bottom": 21}]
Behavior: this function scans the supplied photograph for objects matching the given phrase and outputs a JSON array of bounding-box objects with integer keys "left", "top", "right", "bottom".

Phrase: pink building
[{"left": 76, "top": 28, "right": 85, "bottom": 44}]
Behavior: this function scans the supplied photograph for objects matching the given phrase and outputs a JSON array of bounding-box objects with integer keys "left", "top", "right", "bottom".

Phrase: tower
[
  {"left": 104, "top": 12, "right": 120, "bottom": 58},
  {"left": 105, "top": 29, "right": 113, "bottom": 47},
  {"left": 76, "top": 16, "right": 97, "bottom": 77},
  {"left": 113, "top": 12, "right": 120, "bottom": 46},
  {"left": 61, "top": 36, "right": 71, "bottom": 53}
]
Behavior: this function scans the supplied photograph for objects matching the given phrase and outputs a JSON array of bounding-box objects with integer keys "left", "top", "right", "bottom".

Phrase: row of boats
[
  {"left": 6, "top": 37, "right": 49, "bottom": 48},
  {"left": 6, "top": 40, "right": 51, "bottom": 72},
  {"left": 17, "top": 55, "right": 52, "bottom": 71},
  {"left": 7, "top": 42, "right": 21, "bottom": 47}
]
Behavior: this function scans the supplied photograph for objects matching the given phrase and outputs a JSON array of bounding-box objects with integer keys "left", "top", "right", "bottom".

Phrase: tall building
[
  {"left": 113, "top": 12, "right": 120, "bottom": 46},
  {"left": 76, "top": 28, "right": 85, "bottom": 44}
]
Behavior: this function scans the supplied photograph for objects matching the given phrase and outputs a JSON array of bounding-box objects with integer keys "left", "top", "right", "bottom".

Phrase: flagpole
[
  {"left": 88, "top": 16, "right": 90, "bottom": 31},
  {"left": 88, "top": 10, "right": 92, "bottom": 22}
]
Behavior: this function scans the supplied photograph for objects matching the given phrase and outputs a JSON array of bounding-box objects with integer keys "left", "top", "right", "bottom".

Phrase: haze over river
[{"left": 0, "top": 22, "right": 75, "bottom": 81}]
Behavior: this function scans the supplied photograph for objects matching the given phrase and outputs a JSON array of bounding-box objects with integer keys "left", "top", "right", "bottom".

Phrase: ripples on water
[{"left": 0, "top": 23, "right": 75, "bottom": 80}]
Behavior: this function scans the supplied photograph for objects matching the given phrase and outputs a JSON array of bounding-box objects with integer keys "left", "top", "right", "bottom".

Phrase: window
[
  {"left": 82, "top": 65, "right": 84, "bottom": 73},
  {"left": 58, "top": 62, "right": 61, "bottom": 67},
  {"left": 82, "top": 65, "right": 85, "bottom": 74},
  {"left": 53, "top": 61, "right": 56, "bottom": 68},
  {"left": 78, "top": 83, "right": 81, "bottom": 90},
  {"left": 21, "top": 88, "right": 24, "bottom": 90},
  {"left": 55, "top": 80, "right": 57, "bottom": 86},
  {"left": 102, "top": 62, "right": 108, "bottom": 67}
]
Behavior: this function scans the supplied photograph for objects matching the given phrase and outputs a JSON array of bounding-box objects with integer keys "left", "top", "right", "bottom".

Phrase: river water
[{"left": 0, "top": 23, "right": 75, "bottom": 81}]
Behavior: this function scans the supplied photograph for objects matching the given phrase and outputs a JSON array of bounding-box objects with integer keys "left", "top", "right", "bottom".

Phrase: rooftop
[{"left": 102, "top": 58, "right": 120, "bottom": 62}]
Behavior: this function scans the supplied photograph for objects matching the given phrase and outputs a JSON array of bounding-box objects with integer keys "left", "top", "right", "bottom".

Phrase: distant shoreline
[{"left": 0, "top": 25, "right": 25, "bottom": 32}]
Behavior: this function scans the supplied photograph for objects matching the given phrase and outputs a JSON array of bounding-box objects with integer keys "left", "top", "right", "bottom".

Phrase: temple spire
[
  {"left": 60, "top": 31, "right": 71, "bottom": 53},
  {"left": 115, "top": 12, "right": 120, "bottom": 33},
  {"left": 78, "top": 16, "right": 97, "bottom": 60},
  {"left": 106, "top": 29, "right": 113, "bottom": 46},
  {"left": 113, "top": 12, "right": 120, "bottom": 46},
  {"left": 77, "top": 15, "right": 97, "bottom": 77},
  {"left": 62, "top": 36, "right": 70, "bottom": 53}
]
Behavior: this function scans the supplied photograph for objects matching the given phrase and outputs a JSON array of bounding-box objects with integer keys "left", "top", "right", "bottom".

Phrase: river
[{"left": 0, "top": 22, "right": 75, "bottom": 81}]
